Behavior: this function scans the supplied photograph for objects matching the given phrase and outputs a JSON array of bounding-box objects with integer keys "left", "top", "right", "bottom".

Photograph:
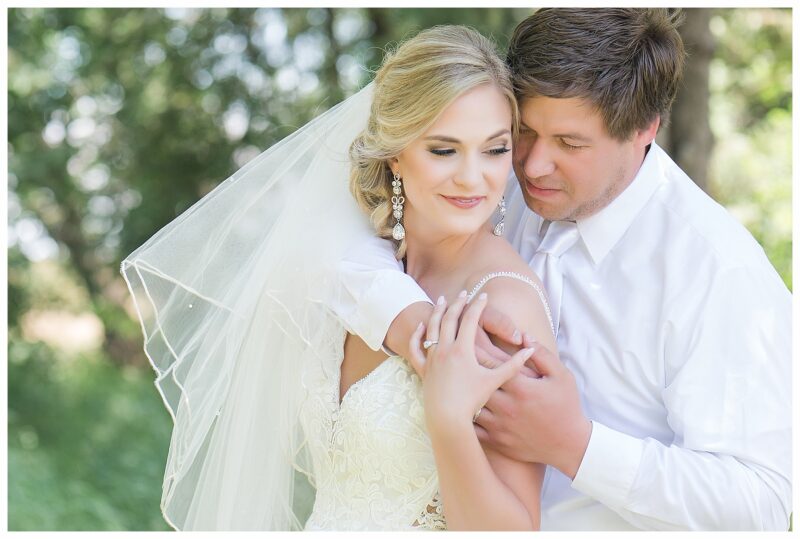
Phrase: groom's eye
[
  {"left": 429, "top": 148, "right": 455, "bottom": 156},
  {"left": 559, "top": 138, "right": 585, "bottom": 151}
]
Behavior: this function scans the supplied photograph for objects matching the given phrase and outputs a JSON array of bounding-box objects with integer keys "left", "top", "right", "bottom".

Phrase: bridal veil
[{"left": 121, "top": 83, "right": 377, "bottom": 529}]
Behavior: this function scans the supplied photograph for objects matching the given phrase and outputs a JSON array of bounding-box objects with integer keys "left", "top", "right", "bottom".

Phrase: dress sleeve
[
  {"left": 332, "top": 235, "right": 432, "bottom": 351},
  {"left": 571, "top": 264, "right": 792, "bottom": 530}
]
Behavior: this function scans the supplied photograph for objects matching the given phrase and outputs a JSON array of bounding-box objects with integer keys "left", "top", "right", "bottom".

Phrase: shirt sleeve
[
  {"left": 571, "top": 264, "right": 792, "bottom": 530},
  {"left": 331, "top": 235, "right": 432, "bottom": 352}
]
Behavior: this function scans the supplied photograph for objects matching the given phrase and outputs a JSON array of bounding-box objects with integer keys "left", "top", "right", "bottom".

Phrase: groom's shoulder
[{"left": 651, "top": 148, "right": 770, "bottom": 271}]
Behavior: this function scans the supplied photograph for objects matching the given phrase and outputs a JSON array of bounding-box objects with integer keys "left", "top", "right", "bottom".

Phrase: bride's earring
[
  {"left": 493, "top": 196, "right": 506, "bottom": 236},
  {"left": 391, "top": 172, "right": 406, "bottom": 241}
]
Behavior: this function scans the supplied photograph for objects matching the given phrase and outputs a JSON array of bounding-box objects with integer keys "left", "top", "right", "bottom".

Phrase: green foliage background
[{"left": 7, "top": 8, "right": 792, "bottom": 530}]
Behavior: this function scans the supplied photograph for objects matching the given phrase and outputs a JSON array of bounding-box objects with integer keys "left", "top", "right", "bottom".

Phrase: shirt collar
[{"left": 573, "top": 142, "right": 667, "bottom": 265}]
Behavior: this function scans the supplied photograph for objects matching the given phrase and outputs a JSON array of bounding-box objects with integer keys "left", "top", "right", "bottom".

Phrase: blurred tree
[
  {"left": 8, "top": 339, "right": 173, "bottom": 530},
  {"left": 706, "top": 8, "right": 792, "bottom": 288},
  {"left": 660, "top": 8, "right": 716, "bottom": 192},
  {"left": 659, "top": 8, "right": 791, "bottom": 287}
]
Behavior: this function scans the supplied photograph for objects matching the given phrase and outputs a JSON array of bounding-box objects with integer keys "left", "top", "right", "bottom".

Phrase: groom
[{"left": 334, "top": 8, "right": 791, "bottom": 530}]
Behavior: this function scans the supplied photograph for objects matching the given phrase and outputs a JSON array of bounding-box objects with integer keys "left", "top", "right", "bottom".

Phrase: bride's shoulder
[
  {"left": 465, "top": 236, "right": 555, "bottom": 347},
  {"left": 466, "top": 235, "right": 542, "bottom": 292}
]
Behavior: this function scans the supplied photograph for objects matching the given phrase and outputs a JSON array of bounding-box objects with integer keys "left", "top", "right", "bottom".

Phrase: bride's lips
[
  {"left": 440, "top": 195, "right": 485, "bottom": 209},
  {"left": 525, "top": 180, "right": 561, "bottom": 198}
]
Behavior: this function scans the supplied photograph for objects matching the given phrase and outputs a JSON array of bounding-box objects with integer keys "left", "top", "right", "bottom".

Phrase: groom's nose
[{"left": 521, "top": 138, "right": 556, "bottom": 179}]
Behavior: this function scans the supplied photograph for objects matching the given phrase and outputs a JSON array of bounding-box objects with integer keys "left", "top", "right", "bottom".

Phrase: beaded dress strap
[{"left": 466, "top": 271, "right": 555, "bottom": 336}]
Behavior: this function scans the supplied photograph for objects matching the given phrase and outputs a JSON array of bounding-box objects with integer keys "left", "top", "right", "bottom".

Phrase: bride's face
[{"left": 390, "top": 83, "right": 513, "bottom": 241}]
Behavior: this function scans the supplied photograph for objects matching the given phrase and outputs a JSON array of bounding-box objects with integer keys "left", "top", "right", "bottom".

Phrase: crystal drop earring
[
  {"left": 391, "top": 172, "right": 405, "bottom": 241},
  {"left": 493, "top": 196, "right": 506, "bottom": 236}
]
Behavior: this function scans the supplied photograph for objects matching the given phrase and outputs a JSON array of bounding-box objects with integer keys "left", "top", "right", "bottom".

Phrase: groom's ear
[{"left": 633, "top": 116, "right": 660, "bottom": 148}]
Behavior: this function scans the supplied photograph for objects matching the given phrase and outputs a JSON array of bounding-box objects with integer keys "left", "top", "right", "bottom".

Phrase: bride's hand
[{"left": 407, "top": 291, "right": 534, "bottom": 435}]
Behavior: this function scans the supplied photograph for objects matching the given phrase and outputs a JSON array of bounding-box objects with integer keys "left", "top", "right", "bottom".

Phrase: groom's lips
[{"left": 525, "top": 180, "right": 561, "bottom": 198}]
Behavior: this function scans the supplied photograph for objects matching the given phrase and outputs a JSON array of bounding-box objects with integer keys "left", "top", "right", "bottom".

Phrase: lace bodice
[
  {"left": 301, "top": 351, "right": 445, "bottom": 531},
  {"left": 298, "top": 272, "right": 550, "bottom": 530}
]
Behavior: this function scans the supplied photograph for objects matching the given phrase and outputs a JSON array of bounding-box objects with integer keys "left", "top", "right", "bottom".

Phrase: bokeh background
[{"left": 7, "top": 8, "right": 792, "bottom": 530}]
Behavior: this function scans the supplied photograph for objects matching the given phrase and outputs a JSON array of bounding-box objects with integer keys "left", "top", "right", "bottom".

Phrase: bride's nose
[{"left": 452, "top": 154, "right": 483, "bottom": 189}]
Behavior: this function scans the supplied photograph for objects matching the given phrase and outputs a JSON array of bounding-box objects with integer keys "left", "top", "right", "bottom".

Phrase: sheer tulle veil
[{"left": 120, "top": 83, "right": 377, "bottom": 530}]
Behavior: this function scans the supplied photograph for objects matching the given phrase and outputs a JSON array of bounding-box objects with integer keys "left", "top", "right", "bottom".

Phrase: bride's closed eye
[
  {"left": 428, "top": 146, "right": 510, "bottom": 157},
  {"left": 487, "top": 146, "right": 511, "bottom": 155}
]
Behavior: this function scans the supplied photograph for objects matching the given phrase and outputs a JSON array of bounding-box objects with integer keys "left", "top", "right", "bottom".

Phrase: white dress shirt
[{"left": 332, "top": 143, "right": 792, "bottom": 530}]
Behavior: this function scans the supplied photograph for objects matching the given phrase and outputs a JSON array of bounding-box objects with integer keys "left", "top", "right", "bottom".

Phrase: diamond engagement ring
[
  {"left": 422, "top": 340, "right": 438, "bottom": 350},
  {"left": 472, "top": 407, "right": 483, "bottom": 423}
]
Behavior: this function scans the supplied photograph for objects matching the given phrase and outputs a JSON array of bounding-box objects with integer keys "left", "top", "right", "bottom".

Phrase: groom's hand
[
  {"left": 474, "top": 336, "right": 592, "bottom": 479},
  {"left": 474, "top": 304, "right": 520, "bottom": 368}
]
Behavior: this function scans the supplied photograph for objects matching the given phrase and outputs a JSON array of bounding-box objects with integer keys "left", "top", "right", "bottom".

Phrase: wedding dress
[{"left": 299, "top": 271, "right": 552, "bottom": 530}]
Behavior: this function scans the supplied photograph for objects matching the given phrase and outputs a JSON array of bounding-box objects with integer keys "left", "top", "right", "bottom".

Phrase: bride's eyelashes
[{"left": 427, "top": 146, "right": 511, "bottom": 157}]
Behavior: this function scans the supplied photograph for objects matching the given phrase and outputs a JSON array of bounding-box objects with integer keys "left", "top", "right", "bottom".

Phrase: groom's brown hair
[{"left": 507, "top": 8, "right": 686, "bottom": 141}]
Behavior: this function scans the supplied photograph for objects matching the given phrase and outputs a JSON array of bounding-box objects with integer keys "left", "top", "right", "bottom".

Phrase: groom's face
[{"left": 512, "top": 96, "right": 645, "bottom": 222}]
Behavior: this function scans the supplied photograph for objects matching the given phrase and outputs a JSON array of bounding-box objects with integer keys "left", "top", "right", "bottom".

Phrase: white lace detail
[
  {"left": 299, "top": 333, "right": 444, "bottom": 530},
  {"left": 412, "top": 491, "right": 447, "bottom": 530},
  {"left": 297, "top": 271, "right": 550, "bottom": 530},
  {"left": 466, "top": 271, "right": 555, "bottom": 335}
]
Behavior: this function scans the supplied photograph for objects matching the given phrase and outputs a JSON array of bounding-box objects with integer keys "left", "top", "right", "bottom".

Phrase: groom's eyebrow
[
  {"left": 424, "top": 129, "right": 511, "bottom": 143},
  {"left": 518, "top": 123, "right": 592, "bottom": 143},
  {"left": 553, "top": 132, "right": 593, "bottom": 143}
]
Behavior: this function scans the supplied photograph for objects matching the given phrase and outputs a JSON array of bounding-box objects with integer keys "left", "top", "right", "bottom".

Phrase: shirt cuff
[
  {"left": 358, "top": 271, "right": 433, "bottom": 352},
  {"left": 571, "top": 421, "right": 644, "bottom": 510}
]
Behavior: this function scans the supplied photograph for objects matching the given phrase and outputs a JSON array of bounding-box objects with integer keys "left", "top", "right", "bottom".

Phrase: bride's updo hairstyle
[{"left": 349, "top": 25, "right": 518, "bottom": 259}]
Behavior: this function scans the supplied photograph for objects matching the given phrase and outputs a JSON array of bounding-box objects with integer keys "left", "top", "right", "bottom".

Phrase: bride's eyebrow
[{"left": 423, "top": 129, "right": 511, "bottom": 144}]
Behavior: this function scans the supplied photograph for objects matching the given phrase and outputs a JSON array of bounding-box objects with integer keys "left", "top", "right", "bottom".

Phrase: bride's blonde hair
[{"left": 349, "top": 25, "right": 518, "bottom": 259}]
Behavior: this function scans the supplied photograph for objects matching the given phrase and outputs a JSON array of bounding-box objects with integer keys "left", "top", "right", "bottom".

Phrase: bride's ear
[{"left": 388, "top": 157, "right": 400, "bottom": 177}]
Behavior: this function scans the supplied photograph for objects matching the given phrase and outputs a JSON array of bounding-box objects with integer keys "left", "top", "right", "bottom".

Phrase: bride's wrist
[{"left": 426, "top": 412, "right": 474, "bottom": 443}]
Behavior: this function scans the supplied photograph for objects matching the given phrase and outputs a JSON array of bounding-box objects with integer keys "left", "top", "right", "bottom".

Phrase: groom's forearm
[
  {"left": 572, "top": 422, "right": 791, "bottom": 530},
  {"left": 334, "top": 235, "right": 432, "bottom": 352},
  {"left": 384, "top": 301, "right": 433, "bottom": 363}
]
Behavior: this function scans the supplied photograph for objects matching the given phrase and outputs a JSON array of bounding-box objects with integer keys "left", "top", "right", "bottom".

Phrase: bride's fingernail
[
  {"left": 512, "top": 329, "right": 521, "bottom": 343},
  {"left": 458, "top": 290, "right": 467, "bottom": 298},
  {"left": 437, "top": 295, "right": 445, "bottom": 305},
  {"left": 478, "top": 292, "right": 487, "bottom": 301}
]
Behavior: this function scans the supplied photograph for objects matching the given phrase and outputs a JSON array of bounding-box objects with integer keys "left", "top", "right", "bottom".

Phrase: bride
[{"left": 121, "top": 25, "right": 556, "bottom": 531}]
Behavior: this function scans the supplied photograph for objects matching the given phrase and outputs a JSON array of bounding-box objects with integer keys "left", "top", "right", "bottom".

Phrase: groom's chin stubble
[{"left": 522, "top": 191, "right": 572, "bottom": 221}]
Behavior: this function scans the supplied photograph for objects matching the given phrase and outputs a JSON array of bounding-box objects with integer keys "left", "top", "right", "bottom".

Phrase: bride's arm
[
  {"left": 429, "top": 422, "right": 544, "bottom": 530},
  {"left": 413, "top": 278, "right": 555, "bottom": 530}
]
